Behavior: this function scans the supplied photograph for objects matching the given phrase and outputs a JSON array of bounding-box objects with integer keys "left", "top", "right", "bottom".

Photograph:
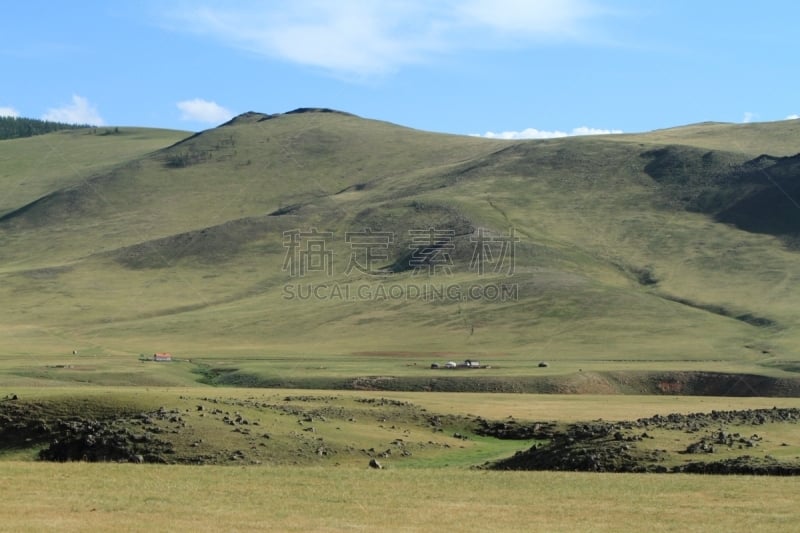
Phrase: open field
[{"left": 2, "top": 463, "right": 799, "bottom": 533}]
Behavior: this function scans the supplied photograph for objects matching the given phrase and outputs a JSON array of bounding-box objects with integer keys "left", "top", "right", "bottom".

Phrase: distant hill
[
  {"left": 0, "top": 116, "right": 93, "bottom": 140},
  {"left": 0, "top": 108, "right": 799, "bottom": 385}
]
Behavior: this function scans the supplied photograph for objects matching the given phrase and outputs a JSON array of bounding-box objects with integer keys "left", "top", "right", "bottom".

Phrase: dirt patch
[{"left": 640, "top": 371, "right": 800, "bottom": 396}]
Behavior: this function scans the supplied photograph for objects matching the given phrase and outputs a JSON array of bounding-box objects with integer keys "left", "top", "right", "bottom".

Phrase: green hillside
[
  {"left": 0, "top": 126, "right": 191, "bottom": 219},
  {"left": 0, "top": 116, "right": 90, "bottom": 140},
  {"left": 0, "top": 109, "right": 798, "bottom": 389}
]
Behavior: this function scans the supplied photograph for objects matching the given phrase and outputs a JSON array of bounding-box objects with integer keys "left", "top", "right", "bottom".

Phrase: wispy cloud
[
  {"left": 455, "top": 0, "right": 604, "bottom": 39},
  {"left": 474, "top": 125, "right": 622, "bottom": 139},
  {"left": 0, "top": 106, "right": 19, "bottom": 118},
  {"left": 742, "top": 111, "right": 758, "bottom": 123},
  {"left": 42, "top": 95, "right": 104, "bottom": 125},
  {"left": 786, "top": 114, "right": 799, "bottom": 120},
  {"left": 158, "top": 0, "right": 610, "bottom": 77},
  {"left": 177, "top": 98, "right": 233, "bottom": 123}
]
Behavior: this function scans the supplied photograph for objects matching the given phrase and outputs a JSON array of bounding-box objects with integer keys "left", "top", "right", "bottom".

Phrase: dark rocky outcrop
[{"left": 488, "top": 408, "right": 800, "bottom": 475}]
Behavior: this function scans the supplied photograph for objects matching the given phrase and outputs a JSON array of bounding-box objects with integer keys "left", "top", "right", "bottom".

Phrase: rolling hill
[{"left": 1, "top": 109, "right": 799, "bottom": 389}]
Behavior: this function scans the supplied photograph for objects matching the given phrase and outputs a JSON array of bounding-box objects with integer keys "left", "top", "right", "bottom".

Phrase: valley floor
[{"left": 1, "top": 463, "right": 797, "bottom": 532}]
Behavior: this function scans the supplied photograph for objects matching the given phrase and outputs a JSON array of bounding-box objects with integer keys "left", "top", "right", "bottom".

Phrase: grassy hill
[
  {"left": 0, "top": 126, "right": 191, "bottom": 219},
  {"left": 0, "top": 110, "right": 799, "bottom": 390},
  {"left": 0, "top": 116, "right": 91, "bottom": 140}
]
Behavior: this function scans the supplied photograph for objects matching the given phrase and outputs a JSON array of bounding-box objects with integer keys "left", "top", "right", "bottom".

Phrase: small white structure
[{"left": 444, "top": 361, "right": 457, "bottom": 369}]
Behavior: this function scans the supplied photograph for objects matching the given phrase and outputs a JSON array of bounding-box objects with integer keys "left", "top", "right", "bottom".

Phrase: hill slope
[
  {"left": 0, "top": 110, "right": 798, "bottom": 387},
  {"left": 0, "top": 126, "right": 190, "bottom": 219}
]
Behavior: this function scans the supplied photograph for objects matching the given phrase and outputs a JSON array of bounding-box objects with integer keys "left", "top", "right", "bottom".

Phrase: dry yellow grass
[
  {"left": 395, "top": 392, "right": 800, "bottom": 422},
  {"left": 0, "top": 463, "right": 797, "bottom": 532}
]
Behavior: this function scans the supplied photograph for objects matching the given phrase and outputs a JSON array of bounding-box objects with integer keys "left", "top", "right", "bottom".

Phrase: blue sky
[{"left": 1, "top": 1, "right": 798, "bottom": 137}]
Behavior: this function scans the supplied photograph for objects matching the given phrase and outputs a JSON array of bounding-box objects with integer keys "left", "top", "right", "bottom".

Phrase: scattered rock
[{"left": 487, "top": 407, "right": 800, "bottom": 475}]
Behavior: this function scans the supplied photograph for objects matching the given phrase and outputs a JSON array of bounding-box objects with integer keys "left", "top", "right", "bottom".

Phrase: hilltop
[
  {"left": 0, "top": 109, "right": 799, "bottom": 391},
  {"left": 0, "top": 116, "right": 94, "bottom": 140}
]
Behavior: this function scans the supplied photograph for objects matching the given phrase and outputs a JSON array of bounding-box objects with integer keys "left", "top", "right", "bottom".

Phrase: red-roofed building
[{"left": 153, "top": 352, "right": 172, "bottom": 362}]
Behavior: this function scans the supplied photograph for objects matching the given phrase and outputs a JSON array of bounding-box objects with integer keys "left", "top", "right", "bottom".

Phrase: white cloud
[
  {"left": 158, "top": 0, "right": 609, "bottom": 77},
  {"left": 785, "top": 114, "right": 799, "bottom": 120},
  {"left": 475, "top": 125, "right": 622, "bottom": 139},
  {"left": 478, "top": 128, "right": 568, "bottom": 139},
  {"left": 455, "top": 0, "right": 602, "bottom": 38},
  {"left": 42, "top": 95, "right": 104, "bottom": 125},
  {"left": 176, "top": 98, "right": 233, "bottom": 123},
  {"left": 0, "top": 106, "right": 20, "bottom": 118},
  {"left": 571, "top": 126, "right": 623, "bottom": 136},
  {"left": 742, "top": 111, "right": 758, "bottom": 123}
]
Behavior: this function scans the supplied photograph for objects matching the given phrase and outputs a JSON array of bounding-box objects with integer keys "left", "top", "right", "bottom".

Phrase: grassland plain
[{"left": 2, "top": 464, "right": 799, "bottom": 533}]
